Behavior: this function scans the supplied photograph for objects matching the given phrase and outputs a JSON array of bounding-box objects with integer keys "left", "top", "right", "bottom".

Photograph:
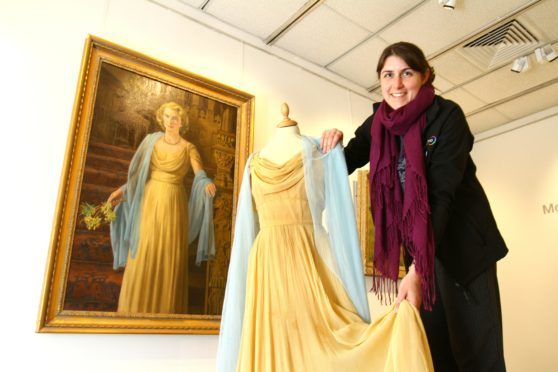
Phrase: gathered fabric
[{"left": 369, "top": 85, "right": 436, "bottom": 310}]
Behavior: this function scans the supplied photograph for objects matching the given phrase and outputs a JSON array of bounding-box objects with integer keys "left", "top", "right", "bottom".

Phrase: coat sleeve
[{"left": 426, "top": 103, "right": 473, "bottom": 253}]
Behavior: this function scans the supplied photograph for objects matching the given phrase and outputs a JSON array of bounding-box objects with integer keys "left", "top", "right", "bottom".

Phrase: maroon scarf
[{"left": 369, "top": 84, "right": 436, "bottom": 310}]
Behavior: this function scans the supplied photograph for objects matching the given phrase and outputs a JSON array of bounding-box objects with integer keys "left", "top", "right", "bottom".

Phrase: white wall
[
  {"left": 472, "top": 107, "right": 558, "bottom": 372},
  {"left": 0, "top": 1, "right": 372, "bottom": 371}
]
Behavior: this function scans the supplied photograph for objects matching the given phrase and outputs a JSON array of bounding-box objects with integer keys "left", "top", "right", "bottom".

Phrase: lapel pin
[
  {"left": 426, "top": 136, "right": 437, "bottom": 147},
  {"left": 425, "top": 136, "right": 437, "bottom": 157}
]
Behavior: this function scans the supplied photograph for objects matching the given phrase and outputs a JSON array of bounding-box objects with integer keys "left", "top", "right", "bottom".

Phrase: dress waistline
[{"left": 259, "top": 220, "right": 313, "bottom": 229}]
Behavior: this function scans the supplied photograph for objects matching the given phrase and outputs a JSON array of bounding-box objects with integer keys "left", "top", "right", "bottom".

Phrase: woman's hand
[
  {"left": 205, "top": 182, "right": 217, "bottom": 197},
  {"left": 320, "top": 128, "right": 344, "bottom": 153},
  {"left": 108, "top": 187, "right": 124, "bottom": 207},
  {"left": 395, "top": 264, "right": 422, "bottom": 310}
]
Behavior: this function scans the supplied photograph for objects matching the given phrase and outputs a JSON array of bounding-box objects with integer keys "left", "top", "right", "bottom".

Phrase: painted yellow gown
[
  {"left": 117, "top": 142, "right": 201, "bottom": 314},
  {"left": 235, "top": 153, "right": 433, "bottom": 371}
]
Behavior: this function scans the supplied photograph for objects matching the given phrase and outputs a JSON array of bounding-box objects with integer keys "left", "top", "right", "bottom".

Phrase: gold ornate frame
[
  {"left": 37, "top": 35, "right": 254, "bottom": 334},
  {"left": 355, "top": 170, "right": 406, "bottom": 278}
]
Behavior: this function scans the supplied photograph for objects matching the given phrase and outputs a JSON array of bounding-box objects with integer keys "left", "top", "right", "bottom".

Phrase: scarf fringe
[{"left": 370, "top": 270, "right": 398, "bottom": 306}]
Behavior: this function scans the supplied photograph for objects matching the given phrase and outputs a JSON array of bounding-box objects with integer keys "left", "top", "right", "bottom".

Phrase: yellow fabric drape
[{"left": 235, "top": 154, "right": 433, "bottom": 371}]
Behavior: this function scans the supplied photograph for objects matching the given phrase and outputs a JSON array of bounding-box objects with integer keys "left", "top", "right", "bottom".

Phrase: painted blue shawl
[
  {"left": 216, "top": 136, "right": 369, "bottom": 372},
  {"left": 110, "top": 132, "right": 215, "bottom": 269}
]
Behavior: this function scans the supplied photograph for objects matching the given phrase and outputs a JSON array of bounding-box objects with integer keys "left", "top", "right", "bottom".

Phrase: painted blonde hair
[{"left": 155, "top": 101, "right": 189, "bottom": 132}]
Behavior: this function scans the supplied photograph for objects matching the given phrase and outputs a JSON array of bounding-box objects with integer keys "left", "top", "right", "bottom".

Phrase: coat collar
[{"left": 425, "top": 96, "right": 441, "bottom": 131}]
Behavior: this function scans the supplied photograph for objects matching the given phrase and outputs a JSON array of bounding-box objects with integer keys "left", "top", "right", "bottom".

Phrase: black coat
[{"left": 344, "top": 96, "right": 508, "bottom": 285}]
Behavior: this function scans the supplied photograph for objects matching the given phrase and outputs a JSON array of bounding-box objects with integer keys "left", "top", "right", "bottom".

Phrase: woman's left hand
[
  {"left": 395, "top": 264, "right": 422, "bottom": 310},
  {"left": 320, "top": 128, "right": 344, "bottom": 153},
  {"left": 205, "top": 182, "right": 217, "bottom": 197}
]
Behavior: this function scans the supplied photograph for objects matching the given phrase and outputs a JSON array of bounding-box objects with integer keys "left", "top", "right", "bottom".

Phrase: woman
[
  {"left": 321, "top": 42, "right": 508, "bottom": 371},
  {"left": 108, "top": 101, "right": 216, "bottom": 314}
]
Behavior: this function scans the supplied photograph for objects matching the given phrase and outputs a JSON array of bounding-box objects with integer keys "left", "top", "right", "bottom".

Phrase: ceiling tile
[
  {"left": 492, "top": 81, "right": 558, "bottom": 121},
  {"left": 327, "top": 37, "right": 388, "bottom": 88},
  {"left": 466, "top": 109, "right": 510, "bottom": 134},
  {"left": 442, "top": 87, "right": 487, "bottom": 114},
  {"left": 379, "top": 0, "right": 533, "bottom": 56},
  {"left": 431, "top": 50, "right": 484, "bottom": 85},
  {"left": 204, "top": 0, "right": 308, "bottom": 39},
  {"left": 274, "top": 5, "right": 370, "bottom": 66},
  {"left": 517, "top": 0, "right": 558, "bottom": 41},
  {"left": 460, "top": 43, "right": 558, "bottom": 103},
  {"left": 177, "top": 0, "right": 206, "bottom": 8},
  {"left": 325, "top": 0, "right": 423, "bottom": 33},
  {"left": 432, "top": 74, "right": 455, "bottom": 93}
]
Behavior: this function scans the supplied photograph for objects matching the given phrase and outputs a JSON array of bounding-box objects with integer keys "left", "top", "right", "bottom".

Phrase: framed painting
[
  {"left": 37, "top": 35, "right": 254, "bottom": 334},
  {"left": 355, "top": 170, "right": 406, "bottom": 278}
]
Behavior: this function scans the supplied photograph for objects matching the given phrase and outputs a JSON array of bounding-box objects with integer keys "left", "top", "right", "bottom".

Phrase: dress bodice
[
  {"left": 149, "top": 142, "right": 200, "bottom": 185},
  {"left": 250, "top": 153, "right": 313, "bottom": 228}
]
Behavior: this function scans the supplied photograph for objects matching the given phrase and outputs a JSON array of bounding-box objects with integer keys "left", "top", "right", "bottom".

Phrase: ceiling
[{"left": 155, "top": 0, "right": 558, "bottom": 134}]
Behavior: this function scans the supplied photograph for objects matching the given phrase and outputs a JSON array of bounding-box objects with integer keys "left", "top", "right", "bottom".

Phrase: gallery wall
[
  {"left": 1, "top": 1, "right": 556, "bottom": 371},
  {"left": 472, "top": 107, "right": 558, "bottom": 372}
]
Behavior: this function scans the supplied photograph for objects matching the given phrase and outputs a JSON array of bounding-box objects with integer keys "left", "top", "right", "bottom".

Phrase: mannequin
[
  {"left": 258, "top": 103, "right": 302, "bottom": 164},
  {"left": 216, "top": 102, "right": 434, "bottom": 372}
]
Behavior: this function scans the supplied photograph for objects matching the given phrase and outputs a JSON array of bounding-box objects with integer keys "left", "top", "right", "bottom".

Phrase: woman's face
[
  {"left": 162, "top": 107, "right": 182, "bottom": 133},
  {"left": 379, "top": 55, "right": 429, "bottom": 110}
]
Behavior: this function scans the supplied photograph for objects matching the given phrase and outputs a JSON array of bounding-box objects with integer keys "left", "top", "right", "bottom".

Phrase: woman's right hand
[
  {"left": 205, "top": 182, "right": 217, "bottom": 197},
  {"left": 395, "top": 264, "right": 422, "bottom": 311},
  {"left": 108, "top": 187, "right": 124, "bottom": 207},
  {"left": 320, "top": 128, "right": 344, "bottom": 153}
]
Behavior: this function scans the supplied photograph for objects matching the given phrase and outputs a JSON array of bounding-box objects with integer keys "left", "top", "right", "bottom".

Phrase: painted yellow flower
[{"left": 80, "top": 201, "right": 116, "bottom": 230}]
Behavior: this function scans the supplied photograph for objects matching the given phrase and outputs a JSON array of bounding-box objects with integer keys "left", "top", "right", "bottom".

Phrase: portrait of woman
[{"left": 108, "top": 101, "right": 217, "bottom": 314}]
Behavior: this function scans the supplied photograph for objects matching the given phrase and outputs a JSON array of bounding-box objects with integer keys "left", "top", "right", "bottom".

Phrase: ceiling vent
[{"left": 460, "top": 20, "right": 542, "bottom": 69}]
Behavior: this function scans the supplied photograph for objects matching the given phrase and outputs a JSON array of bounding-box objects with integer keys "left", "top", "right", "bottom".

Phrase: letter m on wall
[{"left": 542, "top": 204, "right": 556, "bottom": 214}]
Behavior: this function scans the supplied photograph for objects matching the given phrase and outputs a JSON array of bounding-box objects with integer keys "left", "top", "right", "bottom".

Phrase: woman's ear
[{"left": 422, "top": 68, "right": 431, "bottom": 85}]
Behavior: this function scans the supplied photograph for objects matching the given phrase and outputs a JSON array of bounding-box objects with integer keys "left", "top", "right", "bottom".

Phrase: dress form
[{"left": 259, "top": 103, "right": 302, "bottom": 165}]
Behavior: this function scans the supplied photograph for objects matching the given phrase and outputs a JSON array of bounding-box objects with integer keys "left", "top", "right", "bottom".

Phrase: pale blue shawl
[
  {"left": 216, "top": 136, "right": 369, "bottom": 372},
  {"left": 110, "top": 132, "right": 215, "bottom": 269}
]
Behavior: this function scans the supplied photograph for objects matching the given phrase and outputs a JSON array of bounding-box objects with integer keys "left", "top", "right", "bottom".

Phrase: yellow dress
[
  {"left": 235, "top": 154, "right": 433, "bottom": 372},
  {"left": 117, "top": 142, "right": 201, "bottom": 314}
]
